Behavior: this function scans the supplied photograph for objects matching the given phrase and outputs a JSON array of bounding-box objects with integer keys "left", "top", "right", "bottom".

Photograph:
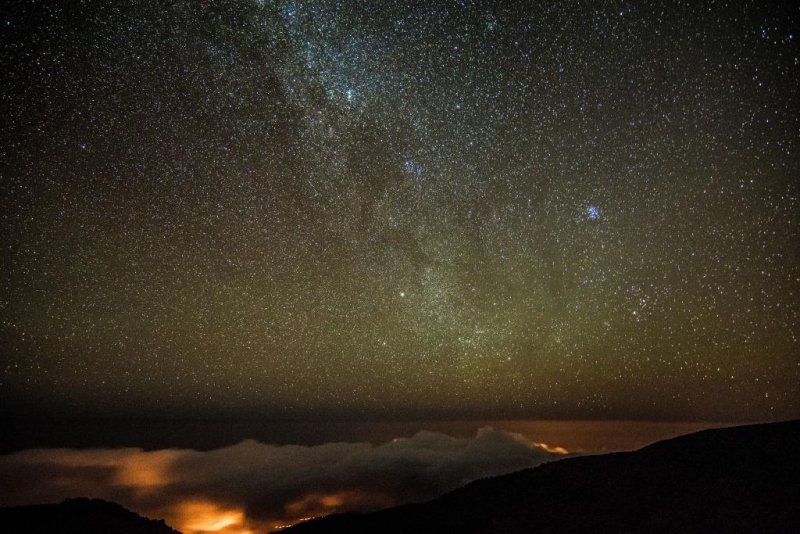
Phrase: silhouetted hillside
[
  {"left": 0, "top": 498, "right": 181, "bottom": 534},
  {"left": 284, "top": 420, "right": 800, "bottom": 533}
]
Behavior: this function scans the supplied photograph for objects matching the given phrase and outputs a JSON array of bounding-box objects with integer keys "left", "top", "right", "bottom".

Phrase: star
[{"left": 1, "top": 0, "right": 796, "bottom": 422}]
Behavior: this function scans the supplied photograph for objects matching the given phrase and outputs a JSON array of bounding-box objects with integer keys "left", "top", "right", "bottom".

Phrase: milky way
[{"left": 2, "top": 0, "right": 798, "bottom": 420}]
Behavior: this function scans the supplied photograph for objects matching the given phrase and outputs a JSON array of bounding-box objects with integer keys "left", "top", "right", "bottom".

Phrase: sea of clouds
[{"left": 0, "top": 427, "right": 566, "bottom": 533}]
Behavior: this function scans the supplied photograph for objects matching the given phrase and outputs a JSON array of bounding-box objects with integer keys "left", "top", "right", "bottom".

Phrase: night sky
[{"left": 2, "top": 0, "right": 798, "bottom": 421}]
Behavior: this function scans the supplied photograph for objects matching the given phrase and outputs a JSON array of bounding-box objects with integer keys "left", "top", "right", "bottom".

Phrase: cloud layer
[{"left": 0, "top": 427, "right": 565, "bottom": 533}]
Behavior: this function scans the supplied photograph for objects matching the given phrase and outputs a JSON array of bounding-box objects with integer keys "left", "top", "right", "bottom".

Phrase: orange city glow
[
  {"left": 173, "top": 500, "right": 252, "bottom": 534},
  {"left": 0, "top": 425, "right": 608, "bottom": 533}
]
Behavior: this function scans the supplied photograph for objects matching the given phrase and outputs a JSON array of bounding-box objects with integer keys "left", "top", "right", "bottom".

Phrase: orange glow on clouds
[
  {"left": 285, "top": 489, "right": 394, "bottom": 519},
  {"left": 173, "top": 500, "right": 252, "bottom": 534},
  {"left": 533, "top": 442, "right": 570, "bottom": 455},
  {"left": 114, "top": 449, "right": 183, "bottom": 491},
  {"left": 0, "top": 426, "right": 580, "bottom": 533}
]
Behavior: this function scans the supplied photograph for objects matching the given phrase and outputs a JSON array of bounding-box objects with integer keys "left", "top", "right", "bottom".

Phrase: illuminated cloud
[{"left": 0, "top": 428, "right": 565, "bottom": 533}]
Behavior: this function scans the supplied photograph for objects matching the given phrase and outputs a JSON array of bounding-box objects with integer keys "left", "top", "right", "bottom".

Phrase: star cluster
[{"left": 2, "top": 0, "right": 798, "bottom": 420}]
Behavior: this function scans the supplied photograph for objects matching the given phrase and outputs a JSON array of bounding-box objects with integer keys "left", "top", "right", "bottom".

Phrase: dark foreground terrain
[
  {"left": 285, "top": 420, "right": 800, "bottom": 533},
  {"left": 0, "top": 498, "right": 180, "bottom": 534}
]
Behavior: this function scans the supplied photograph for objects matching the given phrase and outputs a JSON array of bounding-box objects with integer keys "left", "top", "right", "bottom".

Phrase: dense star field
[{"left": 2, "top": 0, "right": 798, "bottom": 420}]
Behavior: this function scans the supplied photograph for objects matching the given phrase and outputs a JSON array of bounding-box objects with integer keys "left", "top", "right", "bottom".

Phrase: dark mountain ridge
[
  {"left": 284, "top": 420, "right": 800, "bottom": 533},
  {"left": 0, "top": 498, "right": 180, "bottom": 534}
]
